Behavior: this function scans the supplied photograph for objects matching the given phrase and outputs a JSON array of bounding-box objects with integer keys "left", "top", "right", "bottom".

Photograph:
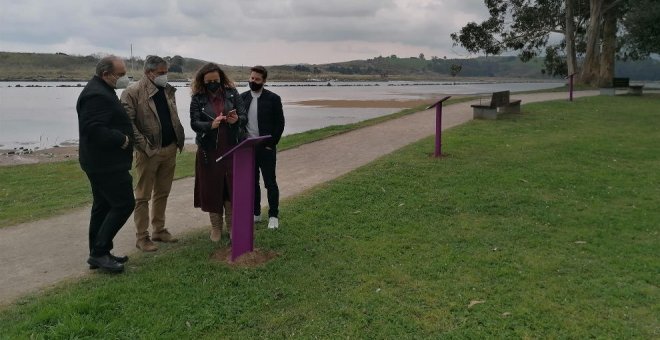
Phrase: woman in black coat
[{"left": 190, "top": 63, "right": 247, "bottom": 242}]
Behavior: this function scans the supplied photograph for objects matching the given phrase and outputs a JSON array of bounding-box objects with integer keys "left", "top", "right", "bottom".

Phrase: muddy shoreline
[
  {"left": 0, "top": 144, "right": 200, "bottom": 167},
  {"left": 0, "top": 145, "right": 80, "bottom": 167}
]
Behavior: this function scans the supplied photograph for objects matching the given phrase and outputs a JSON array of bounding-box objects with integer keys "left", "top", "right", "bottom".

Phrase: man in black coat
[
  {"left": 76, "top": 56, "right": 135, "bottom": 273},
  {"left": 240, "top": 66, "right": 285, "bottom": 229}
]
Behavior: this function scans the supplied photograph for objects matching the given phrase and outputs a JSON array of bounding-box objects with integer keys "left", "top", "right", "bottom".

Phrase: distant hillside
[
  {"left": 312, "top": 55, "right": 548, "bottom": 79},
  {"left": 279, "top": 55, "right": 660, "bottom": 81},
  {"left": 1, "top": 51, "right": 659, "bottom": 81},
  {"left": 0, "top": 52, "right": 248, "bottom": 81},
  {"left": 0, "top": 52, "right": 99, "bottom": 81}
]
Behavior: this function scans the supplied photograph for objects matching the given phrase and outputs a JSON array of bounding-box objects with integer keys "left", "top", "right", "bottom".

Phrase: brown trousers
[{"left": 133, "top": 144, "right": 177, "bottom": 239}]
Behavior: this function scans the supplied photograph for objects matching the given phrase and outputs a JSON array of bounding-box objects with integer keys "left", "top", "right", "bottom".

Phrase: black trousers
[
  {"left": 85, "top": 171, "right": 135, "bottom": 257},
  {"left": 254, "top": 146, "right": 279, "bottom": 218}
]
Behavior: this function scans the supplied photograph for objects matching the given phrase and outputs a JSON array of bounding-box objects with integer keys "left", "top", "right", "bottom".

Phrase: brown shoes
[
  {"left": 135, "top": 230, "right": 176, "bottom": 252},
  {"left": 152, "top": 230, "right": 178, "bottom": 243},
  {"left": 136, "top": 237, "right": 158, "bottom": 252},
  {"left": 210, "top": 227, "right": 222, "bottom": 242}
]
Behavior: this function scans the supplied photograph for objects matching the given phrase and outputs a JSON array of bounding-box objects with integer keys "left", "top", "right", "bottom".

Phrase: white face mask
[
  {"left": 115, "top": 75, "right": 130, "bottom": 89},
  {"left": 153, "top": 74, "right": 168, "bottom": 87}
]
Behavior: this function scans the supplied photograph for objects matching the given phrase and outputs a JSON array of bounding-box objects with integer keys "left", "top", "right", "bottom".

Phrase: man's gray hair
[
  {"left": 144, "top": 55, "right": 168, "bottom": 73},
  {"left": 95, "top": 55, "right": 121, "bottom": 77}
]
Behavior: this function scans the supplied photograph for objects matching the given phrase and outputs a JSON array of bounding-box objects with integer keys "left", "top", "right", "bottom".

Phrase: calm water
[{"left": 0, "top": 80, "right": 567, "bottom": 149}]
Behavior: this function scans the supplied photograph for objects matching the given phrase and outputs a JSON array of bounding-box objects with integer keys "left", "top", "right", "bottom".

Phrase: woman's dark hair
[{"left": 191, "top": 62, "right": 235, "bottom": 95}]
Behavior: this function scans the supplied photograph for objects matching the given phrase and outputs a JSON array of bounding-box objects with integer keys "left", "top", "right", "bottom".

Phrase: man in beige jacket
[{"left": 121, "top": 55, "right": 185, "bottom": 252}]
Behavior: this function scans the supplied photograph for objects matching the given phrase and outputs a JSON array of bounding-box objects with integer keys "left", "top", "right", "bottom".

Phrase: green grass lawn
[{"left": 0, "top": 95, "right": 658, "bottom": 338}]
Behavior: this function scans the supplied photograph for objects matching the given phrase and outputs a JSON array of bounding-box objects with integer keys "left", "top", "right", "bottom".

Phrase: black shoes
[
  {"left": 110, "top": 254, "right": 129, "bottom": 264},
  {"left": 87, "top": 254, "right": 126, "bottom": 272}
]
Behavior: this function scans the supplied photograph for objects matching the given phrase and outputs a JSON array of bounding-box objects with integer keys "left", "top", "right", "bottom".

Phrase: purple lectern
[
  {"left": 216, "top": 135, "right": 271, "bottom": 261},
  {"left": 426, "top": 96, "right": 451, "bottom": 158}
]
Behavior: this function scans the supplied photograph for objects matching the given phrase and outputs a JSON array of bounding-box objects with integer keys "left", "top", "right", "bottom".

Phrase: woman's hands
[
  {"left": 226, "top": 109, "right": 238, "bottom": 124},
  {"left": 211, "top": 115, "right": 223, "bottom": 129},
  {"left": 211, "top": 109, "right": 238, "bottom": 129}
]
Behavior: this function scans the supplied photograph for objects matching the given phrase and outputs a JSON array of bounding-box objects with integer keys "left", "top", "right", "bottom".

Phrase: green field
[{"left": 0, "top": 95, "right": 657, "bottom": 338}]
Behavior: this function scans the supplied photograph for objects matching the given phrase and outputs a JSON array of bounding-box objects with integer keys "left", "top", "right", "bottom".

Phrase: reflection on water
[{"left": 0, "top": 80, "right": 567, "bottom": 149}]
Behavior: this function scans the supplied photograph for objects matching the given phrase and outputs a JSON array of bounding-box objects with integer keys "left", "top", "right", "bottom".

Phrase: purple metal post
[
  {"left": 426, "top": 96, "right": 451, "bottom": 158},
  {"left": 435, "top": 104, "right": 442, "bottom": 157},
  {"left": 217, "top": 135, "right": 271, "bottom": 261},
  {"left": 568, "top": 73, "right": 575, "bottom": 101},
  {"left": 231, "top": 146, "right": 255, "bottom": 260}
]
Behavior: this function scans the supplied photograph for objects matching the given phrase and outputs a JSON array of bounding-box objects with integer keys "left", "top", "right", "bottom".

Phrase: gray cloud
[
  {"left": 292, "top": 0, "right": 394, "bottom": 17},
  {"left": 89, "top": 0, "right": 168, "bottom": 19},
  {"left": 0, "top": 0, "right": 488, "bottom": 64}
]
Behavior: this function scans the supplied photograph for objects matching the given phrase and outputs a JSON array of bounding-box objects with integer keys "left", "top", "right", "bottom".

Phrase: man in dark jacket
[
  {"left": 76, "top": 55, "right": 135, "bottom": 273},
  {"left": 240, "top": 66, "right": 285, "bottom": 229}
]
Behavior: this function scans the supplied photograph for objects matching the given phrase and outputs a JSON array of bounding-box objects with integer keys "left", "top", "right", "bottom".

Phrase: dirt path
[{"left": 0, "top": 91, "right": 599, "bottom": 305}]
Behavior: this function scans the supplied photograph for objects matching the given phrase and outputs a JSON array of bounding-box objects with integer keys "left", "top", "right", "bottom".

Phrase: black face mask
[
  {"left": 206, "top": 82, "right": 222, "bottom": 93},
  {"left": 249, "top": 81, "right": 263, "bottom": 92}
]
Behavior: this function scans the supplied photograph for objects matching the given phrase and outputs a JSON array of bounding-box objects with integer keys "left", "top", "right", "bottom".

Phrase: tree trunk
[
  {"left": 565, "top": 0, "right": 578, "bottom": 77},
  {"left": 599, "top": 1, "right": 617, "bottom": 87},
  {"left": 580, "top": 0, "right": 604, "bottom": 86}
]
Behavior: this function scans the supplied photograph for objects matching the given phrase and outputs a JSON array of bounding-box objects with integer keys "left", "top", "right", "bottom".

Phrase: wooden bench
[
  {"left": 471, "top": 90, "right": 522, "bottom": 120},
  {"left": 628, "top": 85, "right": 644, "bottom": 96},
  {"left": 612, "top": 77, "right": 630, "bottom": 88},
  {"left": 601, "top": 77, "right": 644, "bottom": 96}
]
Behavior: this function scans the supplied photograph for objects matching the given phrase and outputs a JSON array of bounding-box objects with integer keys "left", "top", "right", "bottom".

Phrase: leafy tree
[
  {"left": 419, "top": 53, "right": 426, "bottom": 60},
  {"left": 621, "top": 0, "right": 660, "bottom": 58},
  {"left": 450, "top": 0, "right": 640, "bottom": 86},
  {"left": 168, "top": 55, "right": 184, "bottom": 73},
  {"left": 541, "top": 46, "right": 568, "bottom": 77},
  {"left": 581, "top": 0, "right": 620, "bottom": 86},
  {"left": 168, "top": 65, "right": 183, "bottom": 73},
  {"left": 449, "top": 64, "right": 463, "bottom": 77}
]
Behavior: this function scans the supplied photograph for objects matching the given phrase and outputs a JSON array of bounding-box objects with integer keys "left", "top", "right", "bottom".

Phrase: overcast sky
[{"left": 0, "top": 0, "right": 490, "bottom": 66}]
